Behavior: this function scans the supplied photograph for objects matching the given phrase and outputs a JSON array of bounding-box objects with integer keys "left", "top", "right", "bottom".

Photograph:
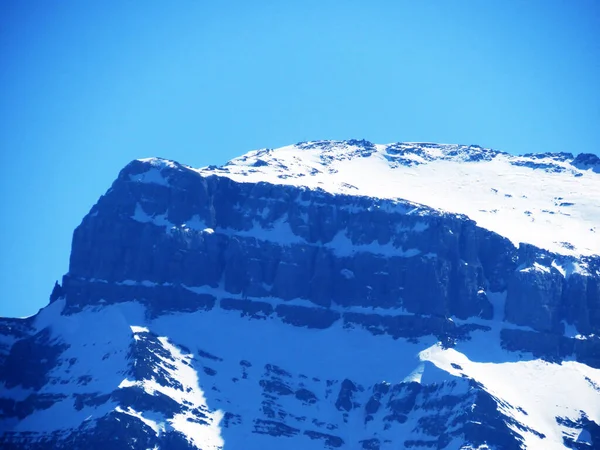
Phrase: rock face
[{"left": 1, "top": 141, "right": 599, "bottom": 449}]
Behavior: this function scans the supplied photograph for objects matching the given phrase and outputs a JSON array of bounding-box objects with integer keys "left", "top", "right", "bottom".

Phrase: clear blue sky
[{"left": 1, "top": 1, "right": 599, "bottom": 317}]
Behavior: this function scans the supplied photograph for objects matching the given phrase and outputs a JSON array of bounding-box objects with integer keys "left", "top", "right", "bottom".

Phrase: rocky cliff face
[{"left": 1, "top": 141, "right": 599, "bottom": 449}]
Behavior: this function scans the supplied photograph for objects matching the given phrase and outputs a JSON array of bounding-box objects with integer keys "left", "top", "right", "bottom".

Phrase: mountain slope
[
  {"left": 1, "top": 140, "right": 599, "bottom": 449},
  {"left": 196, "top": 140, "right": 600, "bottom": 256}
]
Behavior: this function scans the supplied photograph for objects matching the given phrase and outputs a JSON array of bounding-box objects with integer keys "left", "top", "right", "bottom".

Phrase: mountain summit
[
  {"left": 1, "top": 141, "right": 599, "bottom": 449},
  {"left": 198, "top": 140, "right": 600, "bottom": 256}
]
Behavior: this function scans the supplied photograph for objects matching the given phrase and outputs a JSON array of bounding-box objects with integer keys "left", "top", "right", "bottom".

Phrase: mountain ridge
[{"left": 193, "top": 139, "right": 600, "bottom": 256}]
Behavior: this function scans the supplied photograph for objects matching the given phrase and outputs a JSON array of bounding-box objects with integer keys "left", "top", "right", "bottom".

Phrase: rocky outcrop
[
  {"left": 66, "top": 160, "right": 516, "bottom": 318},
  {"left": 63, "top": 158, "right": 600, "bottom": 344}
]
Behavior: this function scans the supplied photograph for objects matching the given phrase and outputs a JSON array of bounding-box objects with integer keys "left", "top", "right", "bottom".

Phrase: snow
[
  {"left": 182, "top": 214, "right": 208, "bottom": 231},
  {"left": 130, "top": 325, "right": 149, "bottom": 333},
  {"left": 8, "top": 302, "right": 146, "bottom": 433},
  {"left": 129, "top": 167, "right": 170, "bottom": 186},
  {"left": 4, "top": 292, "right": 599, "bottom": 448},
  {"left": 402, "top": 362, "right": 425, "bottom": 383},
  {"left": 519, "top": 262, "right": 551, "bottom": 274},
  {"left": 326, "top": 229, "right": 421, "bottom": 257},
  {"left": 234, "top": 218, "right": 304, "bottom": 245},
  {"left": 137, "top": 157, "right": 179, "bottom": 171},
  {"left": 142, "top": 335, "right": 224, "bottom": 448},
  {"left": 420, "top": 343, "right": 600, "bottom": 449},
  {"left": 115, "top": 406, "right": 166, "bottom": 436},
  {"left": 130, "top": 210, "right": 427, "bottom": 259},
  {"left": 192, "top": 141, "right": 600, "bottom": 257},
  {"left": 184, "top": 281, "right": 418, "bottom": 318},
  {"left": 553, "top": 259, "right": 589, "bottom": 278},
  {"left": 551, "top": 260, "right": 566, "bottom": 277},
  {"left": 119, "top": 325, "right": 224, "bottom": 448},
  {"left": 132, "top": 203, "right": 174, "bottom": 228},
  {"left": 562, "top": 321, "right": 588, "bottom": 340},
  {"left": 152, "top": 303, "right": 598, "bottom": 449}
]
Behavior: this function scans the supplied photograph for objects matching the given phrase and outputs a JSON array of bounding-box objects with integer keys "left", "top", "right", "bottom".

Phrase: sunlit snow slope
[{"left": 196, "top": 140, "right": 600, "bottom": 256}]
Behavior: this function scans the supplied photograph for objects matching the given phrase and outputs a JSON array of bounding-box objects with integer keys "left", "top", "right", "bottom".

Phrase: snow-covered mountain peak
[
  {"left": 3, "top": 142, "right": 600, "bottom": 449},
  {"left": 191, "top": 141, "right": 600, "bottom": 257},
  {"left": 217, "top": 139, "right": 584, "bottom": 168}
]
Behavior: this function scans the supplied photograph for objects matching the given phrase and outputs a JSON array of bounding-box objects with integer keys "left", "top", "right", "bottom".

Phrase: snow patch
[
  {"left": 130, "top": 325, "right": 149, "bottom": 334},
  {"left": 129, "top": 167, "right": 170, "bottom": 186},
  {"left": 132, "top": 204, "right": 174, "bottom": 228},
  {"left": 115, "top": 406, "right": 166, "bottom": 436},
  {"left": 519, "top": 262, "right": 551, "bottom": 274},
  {"left": 326, "top": 230, "right": 421, "bottom": 258}
]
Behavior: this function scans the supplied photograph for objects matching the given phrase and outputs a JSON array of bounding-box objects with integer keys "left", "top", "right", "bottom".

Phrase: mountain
[{"left": 1, "top": 140, "right": 599, "bottom": 449}]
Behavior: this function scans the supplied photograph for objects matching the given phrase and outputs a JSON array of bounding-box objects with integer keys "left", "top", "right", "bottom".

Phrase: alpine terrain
[{"left": 1, "top": 140, "right": 600, "bottom": 450}]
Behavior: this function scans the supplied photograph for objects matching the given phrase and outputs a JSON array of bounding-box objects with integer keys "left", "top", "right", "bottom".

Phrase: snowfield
[
  {"left": 5, "top": 297, "right": 599, "bottom": 450},
  {"left": 191, "top": 141, "right": 600, "bottom": 257}
]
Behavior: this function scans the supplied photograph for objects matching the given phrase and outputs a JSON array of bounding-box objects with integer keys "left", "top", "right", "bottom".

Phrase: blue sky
[{"left": 1, "top": 1, "right": 599, "bottom": 317}]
